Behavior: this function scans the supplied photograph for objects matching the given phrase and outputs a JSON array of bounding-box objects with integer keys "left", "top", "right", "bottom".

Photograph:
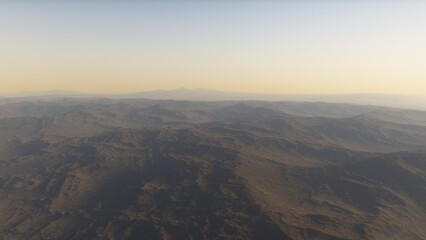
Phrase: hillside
[{"left": 0, "top": 98, "right": 425, "bottom": 240}]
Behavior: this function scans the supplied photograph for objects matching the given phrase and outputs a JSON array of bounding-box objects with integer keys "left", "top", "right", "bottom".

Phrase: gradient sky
[{"left": 1, "top": 1, "right": 426, "bottom": 95}]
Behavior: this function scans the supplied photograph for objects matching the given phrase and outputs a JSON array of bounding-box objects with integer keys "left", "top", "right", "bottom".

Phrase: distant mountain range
[{"left": 3, "top": 88, "right": 426, "bottom": 110}]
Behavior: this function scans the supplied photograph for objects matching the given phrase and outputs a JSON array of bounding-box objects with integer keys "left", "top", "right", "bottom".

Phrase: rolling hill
[{"left": 0, "top": 98, "right": 425, "bottom": 239}]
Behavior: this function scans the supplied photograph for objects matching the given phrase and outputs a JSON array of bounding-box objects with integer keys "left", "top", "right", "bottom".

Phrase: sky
[{"left": 1, "top": 1, "right": 426, "bottom": 95}]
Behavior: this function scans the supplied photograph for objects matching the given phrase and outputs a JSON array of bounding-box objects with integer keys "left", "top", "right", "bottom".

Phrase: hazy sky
[{"left": 1, "top": 1, "right": 425, "bottom": 95}]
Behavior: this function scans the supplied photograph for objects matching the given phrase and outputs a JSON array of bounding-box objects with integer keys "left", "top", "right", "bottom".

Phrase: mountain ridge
[
  {"left": 0, "top": 98, "right": 425, "bottom": 239},
  {"left": 2, "top": 88, "right": 426, "bottom": 111}
]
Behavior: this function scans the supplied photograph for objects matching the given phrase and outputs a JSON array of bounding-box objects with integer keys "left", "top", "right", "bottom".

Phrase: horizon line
[{"left": 2, "top": 88, "right": 426, "bottom": 97}]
